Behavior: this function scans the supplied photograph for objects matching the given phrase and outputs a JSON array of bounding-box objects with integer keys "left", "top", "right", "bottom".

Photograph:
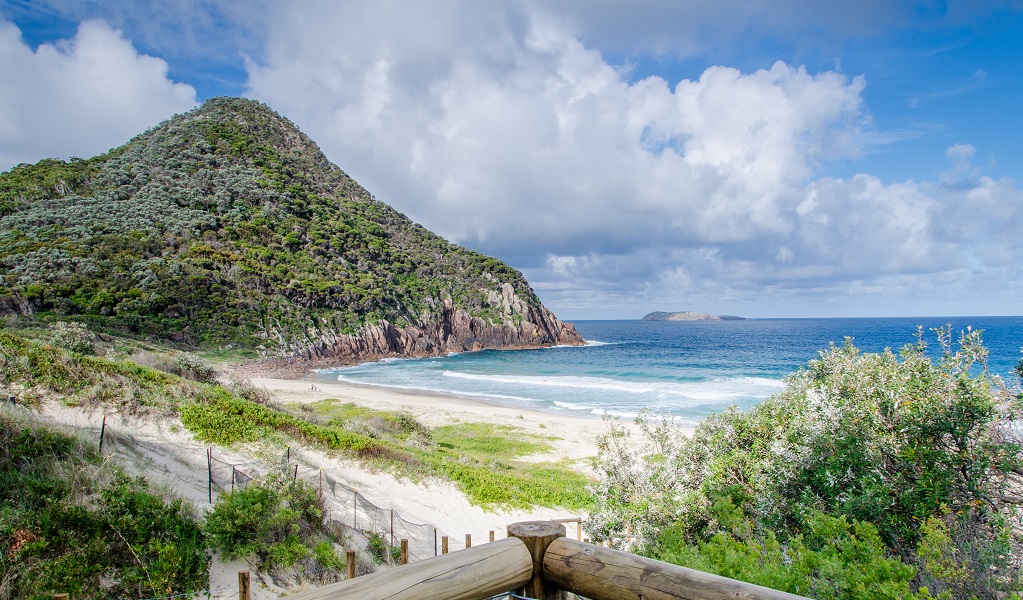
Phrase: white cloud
[
  {"left": 247, "top": 2, "right": 866, "bottom": 250},
  {"left": 0, "top": 19, "right": 196, "bottom": 170},
  {"left": 241, "top": 0, "right": 1023, "bottom": 318}
]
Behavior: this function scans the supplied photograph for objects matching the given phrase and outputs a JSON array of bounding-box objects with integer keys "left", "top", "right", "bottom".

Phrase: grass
[{"left": 433, "top": 422, "right": 554, "bottom": 460}]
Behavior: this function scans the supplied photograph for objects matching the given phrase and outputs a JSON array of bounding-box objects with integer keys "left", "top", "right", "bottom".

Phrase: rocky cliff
[{"left": 641, "top": 311, "right": 745, "bottom": 321}]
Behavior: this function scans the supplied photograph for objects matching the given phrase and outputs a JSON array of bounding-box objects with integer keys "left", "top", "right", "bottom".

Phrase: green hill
[{"left": 0, "top": 97, "right": 581, "bottom": 366}]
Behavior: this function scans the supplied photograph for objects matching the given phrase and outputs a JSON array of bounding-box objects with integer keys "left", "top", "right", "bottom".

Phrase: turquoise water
[{"left": 316, "top": 317, "right": 1023, "bottom": 423}]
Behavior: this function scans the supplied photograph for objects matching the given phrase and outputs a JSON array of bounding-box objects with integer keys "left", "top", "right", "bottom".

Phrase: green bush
[
  {"left": 648, "top": 499, "right": 927, "bottom": 599},
  {"left": 204, "top": 471, "right": 342, "bottom": 575},
  {"left": 587, "top": 327, "right": 1022, "bottom": 596},
  {"left": 0, "top": 409, "right": 208, "bottom": 599}
]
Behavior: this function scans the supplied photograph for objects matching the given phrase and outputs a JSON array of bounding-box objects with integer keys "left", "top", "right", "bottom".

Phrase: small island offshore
[{"left": 641, "top": 311, "right": 745, "bottom": 321}]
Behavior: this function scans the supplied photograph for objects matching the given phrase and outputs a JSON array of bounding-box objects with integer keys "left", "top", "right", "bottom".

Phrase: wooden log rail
[{"left": 287, "top": 521, "right": 810, "bottom": 600}]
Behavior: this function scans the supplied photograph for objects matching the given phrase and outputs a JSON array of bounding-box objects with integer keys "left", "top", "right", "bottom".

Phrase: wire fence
[
  {"left": 8, "top": 403, "right": 587, "bottom": 599},
  {"left": 206, "top": 445, "right": 443, "bottom": 562}
]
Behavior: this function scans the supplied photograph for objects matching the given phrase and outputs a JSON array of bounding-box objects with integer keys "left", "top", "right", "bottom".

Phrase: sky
[{"left": 1, "top": 1, "right": 1021, "bottom": 320}]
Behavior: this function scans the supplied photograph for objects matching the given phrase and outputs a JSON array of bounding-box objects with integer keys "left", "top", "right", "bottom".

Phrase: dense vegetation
[
  {"left": 587, "top": 328, "right": 1023, "bottom": 599},
  {"left": 0, "top": 97, "right": 553, "bottom": 351},
  {"left": 0, "top": 407, "right": 208, "bottom": 599}
]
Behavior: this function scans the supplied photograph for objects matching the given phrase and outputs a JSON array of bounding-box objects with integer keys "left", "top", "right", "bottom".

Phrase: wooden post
[
  {"left": 231, "top": 465, "right": 236, "bottom": 492},
  {"left": 293, "top": 463, "right": 299, "bottom": 483},
  {"left": 390, "top": 509, "right": 395, "bottom": 546},
  {"left": 400, "top": 539, "right": 409, "bottom": 565},
  {"left": 52, "top": 594, "right": 69, "bottom": 600},
  {"left": 465, "top": 533, "right": 471, "bottom": 548},
  {"left": 441, "top": 536, "right": 448, "bottom": 554},
  {"left": 489, "top": 530, "right": 495, "bottom": 542},
  {"left": 98, "top": 414, "right": 107, "bottom": 452},
  {"left": 206, "top": 448, "right": 212, "bottom": 504},
  {"left": 507, "top": 520, "right": 566, "bottom": 600},
  {"left": 238, "top": 570, "right": 251, "bottom": 600},
  {"left": 434, "top": 527, "right": 438, "bottom": 556},
  {"left": 346, "top": 550, "right": 357, "bottom": 579}
]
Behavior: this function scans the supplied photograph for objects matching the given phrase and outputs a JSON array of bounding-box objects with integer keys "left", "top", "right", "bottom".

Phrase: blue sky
[{"left": 1, "top": 1, "right": 1021, "bottom": 319}]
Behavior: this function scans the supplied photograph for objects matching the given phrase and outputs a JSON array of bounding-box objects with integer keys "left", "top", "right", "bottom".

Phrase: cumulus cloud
[
  {"left": 241, "top": 0, "right": 1023, "bottom": 317},
  {"left": 248, "top": 3, "right": 865, "bottom": 250},
  {"left": 0, "top": 18, "right": 196, "bottom": 170}
]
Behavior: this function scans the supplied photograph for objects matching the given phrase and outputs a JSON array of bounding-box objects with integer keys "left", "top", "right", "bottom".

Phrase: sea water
[{"left": 316, "top": 317, "right": 1023, "bottom": 424}]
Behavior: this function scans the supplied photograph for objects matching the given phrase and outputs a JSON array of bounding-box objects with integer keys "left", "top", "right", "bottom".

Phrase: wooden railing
[{"left": 288, "top": 521, "right": 811, "bottom": 600}]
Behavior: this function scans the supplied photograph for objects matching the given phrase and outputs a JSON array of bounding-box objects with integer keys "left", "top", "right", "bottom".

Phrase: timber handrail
[
  {"left": 286, "top": 537, "right": 532, "bottom": 600},
  {"left": 544, "top": 537, "right": 809, "bottom": 600},
  {"left": 286, "top": 521, "right": 811, "bottom": 600}
]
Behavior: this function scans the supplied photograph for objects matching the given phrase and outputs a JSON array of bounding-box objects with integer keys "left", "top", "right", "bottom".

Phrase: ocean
[{"left": 315, "top": 317, "right": 1023, "bottom": 424}]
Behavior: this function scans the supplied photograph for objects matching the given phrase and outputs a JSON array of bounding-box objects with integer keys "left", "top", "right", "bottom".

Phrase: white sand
[{"left": 29, "top": 375, "right": 681, "bottom": 598}]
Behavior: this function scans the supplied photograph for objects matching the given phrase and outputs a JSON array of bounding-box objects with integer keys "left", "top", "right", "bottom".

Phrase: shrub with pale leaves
[{"left": 49, "top": 321, "right": 94, "bottom": 355}]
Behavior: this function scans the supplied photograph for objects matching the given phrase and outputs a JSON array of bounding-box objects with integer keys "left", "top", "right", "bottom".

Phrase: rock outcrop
[
  {"left": 641, "top": 311, "right": 745, "bottom": 321},
  {"left": 256, "top": 295, "right": 582, "bottom": 374}
]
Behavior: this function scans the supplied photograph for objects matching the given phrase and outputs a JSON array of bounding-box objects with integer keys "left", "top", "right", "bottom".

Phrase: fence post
[
  {"left": 238, "top": 570, "right": 250, "bottom": 600},
  {"left": 98, "top": 414, "right": 106, "bottom": 452},
  {"left": 231, "top": 465, "right": 236, "bottom": 492},
  {"left": 434, "top": 527, "right": 438, "bottom": 556},
  {"left": 346, "top": 550, "right": 357, "bottom": 579},
  {"left": 465, "top": 533, "right": 471, "bottom": 549},
  {"left": 293, "top": 463, "right": 298, "bottom": 483},
  {"left": 508, "top": 520, "right": 566, "bottom": 600},
  {"left": 490, "top": 530, "right": 495, "bottom": 542},
  {"left": 441, "top": 536, "right": 448, "bottom": 554},
  {"left": 390, "top": 509, "right": 394, "bottom": 546},
  {"left": 206, "top": 448, "right": 212, "bottom": 504},
  {"left": 400, "top": 539, "right": 408, "bottom": 565}
]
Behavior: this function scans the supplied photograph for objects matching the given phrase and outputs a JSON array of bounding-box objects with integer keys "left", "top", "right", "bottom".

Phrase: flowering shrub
[
  {"left": 49, "top": 320, "right": 94, "bottom": 354},
  {"left": 587, "top": 327, "right": 1023, "bottom": 596}
]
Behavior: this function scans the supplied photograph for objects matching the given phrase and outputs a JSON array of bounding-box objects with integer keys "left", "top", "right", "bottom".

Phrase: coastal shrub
[
  {"left": 204, "top": 471, "right": 344, "bottom": 578},
  {"left": 647, "top": 499, "right": 927, "bottom": 599},
  {"left": 174, "top": 353, "right": 219, "bottom": 383},
  {"left": 0, "top": 408, "right": 209, "bottom": 599},
  {"left": 49, "top": 320, "right": 94, "bottom": 355},
  {"left": 587, "top": 327, "right": 1023, "bottom": 596}
]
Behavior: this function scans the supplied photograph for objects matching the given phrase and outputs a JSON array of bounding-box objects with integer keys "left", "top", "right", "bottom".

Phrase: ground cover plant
[
  {"left": 0, "top": 407, "right": 208, "bottom": 599},
  {"left": 587, "top": 327, "right": 1023, "bottom": 599}
]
